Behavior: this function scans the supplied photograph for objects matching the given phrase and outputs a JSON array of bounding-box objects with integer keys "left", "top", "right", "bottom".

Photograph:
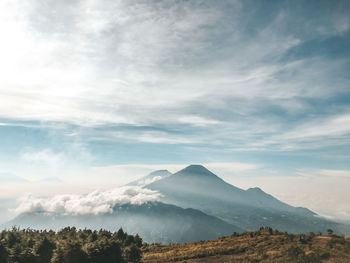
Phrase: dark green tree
[
  {"left": 85, "top": 238, "right": 123, "bottom": 263},
  {"left": 327, "top": 229, "right": 334, "bottom": 236},
  {"left": 124, "top": 244, "right": 142, "bottom": 263},
  {"left": 19, "top": 247, "right": 36, "bottom": 263},
  {"left": 0, "top": 227, "right": 143, "bottom": 263},
  {"left": 116, "top": 228, "right": 126, "bottom": 241},
  {"left": 134, "top": 234, "right": 142, "bottom": 248},
  {"left": 124, "top": 235, "right": 135, "bottom": 246},
  {"left": 0, "top": 242, "right": 8, "bottom": 263},
  {"left": 33, "top": 237, "right": 56, "bottom": 263},
  {"left": 53, "top": 240, "right": 88, "bottom": 263}
]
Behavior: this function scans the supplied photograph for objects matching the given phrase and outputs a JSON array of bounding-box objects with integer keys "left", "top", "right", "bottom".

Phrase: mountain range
[{"left": 4, "top": 165, "right": 350, "bottom": 243}]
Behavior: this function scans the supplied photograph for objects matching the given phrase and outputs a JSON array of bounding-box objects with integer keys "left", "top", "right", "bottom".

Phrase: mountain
[
  {"left": 127, "top": 170, "right": 172, "bottom": 186},
  {"left": 147, "top": 165, "right": 310, "bottom": 213},
  {"left": 5, "top": 202, "right": 241, "bottom": 244},
  {"left": 0, "top": 172, "right": 27, "bottom": 183},
  {"left": 5, "top": 164, "right": 349, "bottom": 243},
  {"left": 146, "top": 165, "right": 348, "bottom": 234}
]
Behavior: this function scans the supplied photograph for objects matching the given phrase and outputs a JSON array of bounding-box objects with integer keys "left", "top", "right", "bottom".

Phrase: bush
[{"left": 287, "top": 246, "right": 305, "bottom": 261}]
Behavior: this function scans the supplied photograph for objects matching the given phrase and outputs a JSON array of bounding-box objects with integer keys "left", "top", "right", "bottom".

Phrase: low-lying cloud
[{"left": 14, "top": 186, "right": 162, "bottom": 215}]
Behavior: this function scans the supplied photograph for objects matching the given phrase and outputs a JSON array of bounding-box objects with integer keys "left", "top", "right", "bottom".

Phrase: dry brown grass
[{"left": 143, "top": 230, "right": 350, "bottom": 263}]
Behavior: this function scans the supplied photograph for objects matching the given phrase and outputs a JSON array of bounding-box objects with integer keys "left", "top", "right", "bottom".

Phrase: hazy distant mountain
[
  {"left": 5, "top": 202, "right": 240, "bottom": 244},
  {"left": 147, "top": 165, "right": 348, "bottom": 234},
  {"left": 0, "top": 172, "right": 27, "bottom": 183},
  {"left": 0, "top": 198, "right": 17, "bottom": 224},
  {"left": 37, "top": 177, "right": 63, "bottom": 183},
  {"left": 127, "top": 170, "right": 172, "bottom": 186}
]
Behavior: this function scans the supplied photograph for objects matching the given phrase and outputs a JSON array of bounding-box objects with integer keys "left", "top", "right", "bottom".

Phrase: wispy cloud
[
  {"left": 317, "top": 169, "right": 350, "bottom": 178},
  {"left": 280, "top": 113, "right": 350, "bottom": 140},
  {"left": 0, "top": 0, "right": 348, "bottom": 133},
  {"left": 21, "top": 149, "right": 65, "bottom": 167}
]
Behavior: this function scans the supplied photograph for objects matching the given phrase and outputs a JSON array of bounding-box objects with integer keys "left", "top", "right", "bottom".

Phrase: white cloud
[
  {"left": 137, "top": 176, "right": 163, "bottom": 186},
  {"left": 0, "top": 0, "right": 348, "bottom": 156},
  {"left": 280, "top": 113, "right": 350, "bottom": 141},
  {"left": 0, "top": 0, "right": 344, "bottom": 129},
  {"left": 0, "top": 0, "right": 224, "bottom": 127},
  {"left": 319, "top": 169, "right": 350, "bottom": 178},
  {"left": 137, "top": 132, "right": 199, "bottom": 144},
  {"left": 178, "top": 116, "right": 223, "bottom": 127},
  {"left": 21, "top": 149, "right": 65, "bottom": 167},
  {"left": 14, "top": 186, "right": 162, "bottom": 215}
]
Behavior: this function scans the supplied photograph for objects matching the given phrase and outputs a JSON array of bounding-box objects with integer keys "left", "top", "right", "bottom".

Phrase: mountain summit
[
  {"left": 147, "top": 165, "right": 245, "bottom": 203},
  {"left": 174, "top": 164, "right": 220, "bottom": 178},
  {"left": 148, "top": 164, "right": 237, "bottom": 190}
]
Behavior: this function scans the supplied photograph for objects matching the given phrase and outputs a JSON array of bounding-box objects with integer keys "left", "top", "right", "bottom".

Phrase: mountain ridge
[
  {"left": 5, "top": 201, "right": 242, "bottom": 244},
  {"left": 127, "top": 170, "right": 172, "bottom": 186},
  {"left": 146, "top": 164, "right": 347, "bottom": 235}
]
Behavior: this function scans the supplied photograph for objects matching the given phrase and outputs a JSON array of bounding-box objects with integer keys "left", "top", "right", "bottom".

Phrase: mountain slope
[
  {"left": 147, "top": 165, "right": 298, "bottom": 211},
  {"left": 5, "top": 202, "right": 241, "bottom": 244},
  {"left": 146, "top": 165, "right": 347, "bottom": 234}
]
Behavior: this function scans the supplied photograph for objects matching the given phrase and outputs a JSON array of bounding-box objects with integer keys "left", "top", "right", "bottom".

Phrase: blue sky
[{"left": 0, "top": 0, "right": 350, "bottom": 221}]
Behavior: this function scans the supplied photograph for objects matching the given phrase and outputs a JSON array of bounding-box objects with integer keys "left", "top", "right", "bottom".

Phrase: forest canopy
[{"left": 0, "top": 227, "right": 142, "bottom": 263}]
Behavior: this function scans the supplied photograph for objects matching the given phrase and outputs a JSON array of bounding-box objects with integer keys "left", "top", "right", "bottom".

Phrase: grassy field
[{"left": 143, "top": 229, "right": 350, "bottom": 263}]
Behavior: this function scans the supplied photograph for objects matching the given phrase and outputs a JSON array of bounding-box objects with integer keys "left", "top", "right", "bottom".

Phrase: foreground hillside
[{"left": 143, "top": 229, "right": 350, "bottom": 263}]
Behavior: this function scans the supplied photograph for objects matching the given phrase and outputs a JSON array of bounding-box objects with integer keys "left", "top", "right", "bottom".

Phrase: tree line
[{"left": 0, "top": 227, "right": 142, "bottom": 263}]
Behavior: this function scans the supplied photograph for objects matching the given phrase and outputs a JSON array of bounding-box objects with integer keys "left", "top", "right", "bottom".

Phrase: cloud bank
[
  {"left": 14, "top": 186, "right": 162, "bottom": 215},
  {"left": 137, "top": 176, "right": 163, "bottom": 186}
]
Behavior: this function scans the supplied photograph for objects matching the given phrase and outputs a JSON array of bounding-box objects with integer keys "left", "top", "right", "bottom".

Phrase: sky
[{"left": 0, "top": 0, "right": 350, "bottom": 222}]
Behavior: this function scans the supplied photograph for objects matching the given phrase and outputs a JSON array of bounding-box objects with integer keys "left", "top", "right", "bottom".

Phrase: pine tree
[{"left": 33, "top": 237, "right": 55, "bottom": 263}]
